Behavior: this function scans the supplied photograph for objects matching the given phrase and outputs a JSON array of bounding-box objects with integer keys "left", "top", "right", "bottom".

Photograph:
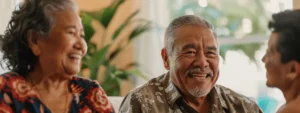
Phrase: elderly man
[
  {"left": 262, "top": 9, "right": 300, "bottom": 113},
  {"left": 119, "top": 15, "right": 262, "bottom": 113}
]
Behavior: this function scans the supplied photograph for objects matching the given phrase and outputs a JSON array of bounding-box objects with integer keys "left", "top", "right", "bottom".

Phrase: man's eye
[
  {"left": 206, "top": 51, "right": 218, "bottom": 58},
  {"left": 183, "top": 51, "right": 196, "bottom": 57},
  {"left": 80, "top": 34, "right": 85, "bottom": 38},
  {"left": 186, "top": 51, "right": 196, "bottom": 54}
]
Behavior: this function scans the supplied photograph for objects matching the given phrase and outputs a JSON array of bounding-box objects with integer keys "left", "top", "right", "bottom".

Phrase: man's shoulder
[
  {"left": 278, "top": 99, "right": 300, "bottom": 113},
  {"left": 277, "top": 103, "right": 300, "bottom": 113},
  {"left": 119, "top": 74, "right": 172, "bottom": 112},
  {"left": 215, "top": 84, "right": 260, "bottom": 107},
  {"left": 214, "top": 85, "right": 262, "bottom": 112},
  {"left": 129, "top": 74, "right": 166, "bottom": 95}
]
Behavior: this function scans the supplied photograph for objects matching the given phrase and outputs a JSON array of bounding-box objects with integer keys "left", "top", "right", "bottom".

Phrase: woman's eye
[
  {"left": 68, "top": 31, "right": 76, "bottom": 35},
  {"left": 80, "top": 34, "right": 85, "bottom": 38}
]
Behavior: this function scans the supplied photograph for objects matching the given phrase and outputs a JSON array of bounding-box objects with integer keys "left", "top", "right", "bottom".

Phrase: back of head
[
  {"left": 0, "top": 0, "right": 78, "bottom": 75},
  {"left": 164, "top": 15, "right": 216, "bottom": 56},
  {"left": 268, "top": 9, "right": 300, "bottom": 63}
]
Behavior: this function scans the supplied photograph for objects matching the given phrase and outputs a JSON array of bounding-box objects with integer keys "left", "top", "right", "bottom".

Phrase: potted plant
[{"left": 80, "top": 0, "right": 150, "bottom": 96}]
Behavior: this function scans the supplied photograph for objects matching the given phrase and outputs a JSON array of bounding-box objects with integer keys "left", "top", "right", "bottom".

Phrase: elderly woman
[{"left": 0, "top": 0, "right": 114, "bottom": 113}]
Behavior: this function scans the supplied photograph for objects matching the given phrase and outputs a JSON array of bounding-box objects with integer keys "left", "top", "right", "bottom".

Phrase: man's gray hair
[{"left": 164, "top": 15, "right": 217, "bottom": 56}]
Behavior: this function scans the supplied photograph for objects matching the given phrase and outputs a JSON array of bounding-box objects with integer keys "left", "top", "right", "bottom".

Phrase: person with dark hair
[
  {"left": 262, "top": 9, "right": 300, "bottom": 113},
  {"left": 0, "top": 0, "right": 114, "bottom": 112}
]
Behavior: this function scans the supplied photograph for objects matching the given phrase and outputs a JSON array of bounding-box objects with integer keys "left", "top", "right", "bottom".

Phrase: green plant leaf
[
  {"left": 87, "top": 45, "right": 110, "bottom": 80},
  {"left": 100, "top": 65, "right": 121, "bottom": 96},
  {"left": 88, "top": 0, "right": 125, "bottom": 28},
  {"left": 98, "top": 8, "right": 114, "bottom": 28},
  {"left": 112, "top": 10, "right": 140, "bottom": 40},
  {"left": 101, "top": 77, "right": 120, "bottom": 95},
  {"left": 81, "top": 12, "right": 95, "bottom": 42},
  {"left": 126, "top": 69, "right": 148, "bottom": 80},
  {"left": 90, "top": 67, "right": 99, "bottom": 80},
  {"left": 114, "top": 71, "right": 130, "bottom": 79},
  {"left": 81, "top": 54, "right": 92, "bottom": 69},
  {"left": 122, "top": 62, "right": 138, "bottom": 70},
  {"left": 89, "top": 44, "right": 110, "bottom": 68},
  {"left": 108, "top": 48, "right": 122, "bottom": 61},
  {"left": 79, "top": 0, "right": 151, "bottom": 96},
  {"left": 87, "top": 42, "right": 97, "bottom": 55},
  {"left": 128, "top": 22, "right": 151, "bottom": 41}
]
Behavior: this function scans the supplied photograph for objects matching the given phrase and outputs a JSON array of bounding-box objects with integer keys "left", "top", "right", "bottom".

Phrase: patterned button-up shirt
[{"left": 119, "top": 73, "right": 263, "bottom": 113}]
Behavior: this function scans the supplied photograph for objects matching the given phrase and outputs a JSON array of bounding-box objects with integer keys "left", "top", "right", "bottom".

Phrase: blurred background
[{"left": 1, "top": 0, "right": 299, "bottom": 112}]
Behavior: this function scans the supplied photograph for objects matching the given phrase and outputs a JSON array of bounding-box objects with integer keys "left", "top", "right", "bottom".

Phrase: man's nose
[{"left": 193, "top": 52, "right": 209, "bottom": 69}]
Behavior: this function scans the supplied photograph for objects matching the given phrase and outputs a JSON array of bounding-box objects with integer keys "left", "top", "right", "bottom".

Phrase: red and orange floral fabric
[{"left": 0, "top": 72, "right": 114, "bottom": 113}]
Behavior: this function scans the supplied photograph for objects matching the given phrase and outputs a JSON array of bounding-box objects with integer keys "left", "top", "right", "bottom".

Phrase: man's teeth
[
  {"left": 187, "top": 74, "right": 212, "bottom": 78},
  {"left": 69, "top": 54, "right": 81, "bottom": 59},
  {"left": 206, "top": 74, "right": 211, "bottom": 78}
]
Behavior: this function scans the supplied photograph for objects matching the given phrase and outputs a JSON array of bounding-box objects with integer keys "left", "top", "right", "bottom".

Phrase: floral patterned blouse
[{"left": 0, "top": 72, "right": 115, "bottom": 113}]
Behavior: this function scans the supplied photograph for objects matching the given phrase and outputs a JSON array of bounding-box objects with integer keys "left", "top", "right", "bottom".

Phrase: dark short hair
[
  {"left": 0, "top": 0, "right": 77, "bottom": 76},
  {"left": 268, "top": 9, "right": 300, "bottom": 64}
]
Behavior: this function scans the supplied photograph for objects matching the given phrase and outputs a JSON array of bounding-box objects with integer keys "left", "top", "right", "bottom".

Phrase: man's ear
[
  {"left": 27, "top": 30, "right": 41, "bottom": 56},
  {"left": 161, "top": 48, "right": 170, "bottom": 70},
  {"left": 287, "top": 61, "right": 300, "bottom": 80}
]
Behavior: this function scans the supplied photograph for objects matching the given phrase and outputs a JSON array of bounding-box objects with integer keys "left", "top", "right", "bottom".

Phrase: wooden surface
[{"left": 294, "top": 0, "right": 300, "bottom": 9}]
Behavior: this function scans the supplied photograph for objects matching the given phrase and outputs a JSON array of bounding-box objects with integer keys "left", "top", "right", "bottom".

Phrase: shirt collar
[
  {"left": 162, "top": 72, "right": 228, "bottom": 110},
  {"left": 210, "top": 85, "right": 229, "bottom": 110},
  {"left": 161, "top": 72, "right": 181, "bottom": 108}
]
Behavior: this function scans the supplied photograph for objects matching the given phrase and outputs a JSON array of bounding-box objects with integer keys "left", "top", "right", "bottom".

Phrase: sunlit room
[{"left": 0, "top": 0, "right": 299, "bottom": 113}]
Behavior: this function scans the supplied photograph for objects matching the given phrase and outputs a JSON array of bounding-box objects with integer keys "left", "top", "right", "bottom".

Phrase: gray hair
[
  {"left": 0, "top": 0, "right": 78, "bottom": 75},
  {"left": 14, "top": 0, "right": 78, "bottom": 36},
  {"left": 164, "top": 15, "right": 217, "bottom": 56},
  {"left": 40, "top": 0, "right": 78, "bottom": 35}
]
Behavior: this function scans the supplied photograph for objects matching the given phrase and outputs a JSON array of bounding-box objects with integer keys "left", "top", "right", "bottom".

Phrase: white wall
[
  {"left": 0, "top": 52, "right": 7, "bottom": 73},
  {"left": 133, "top": 0, "right": 170, "bottom": 86},
  {"left": 0, "top": 0, "right": 17, "bottom": 73},
  {"left": 0, "top": 0, "right": 17, "bottom": 34}
]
